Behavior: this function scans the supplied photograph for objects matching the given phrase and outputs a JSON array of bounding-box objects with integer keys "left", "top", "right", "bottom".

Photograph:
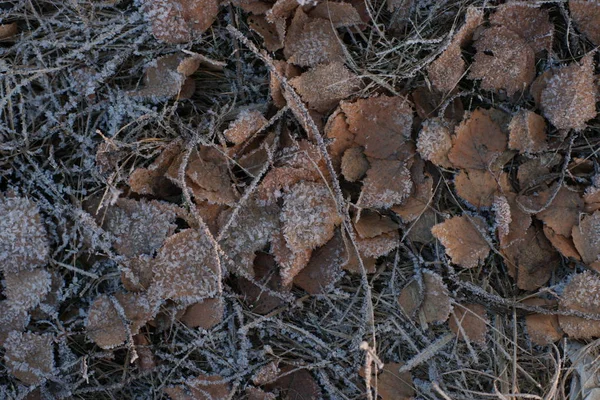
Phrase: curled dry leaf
[
  {"left": 86, "top": 295, "right": 127, "bottom": 349},
  {"left": 523, "top": 298, "right": 563, "bottom": 346},
  {"left": 341, "top": 146, "right": 369, "bottom": 182},
  {"left": 149, "top": 229, "right": 220, "bottom": 304},
  {"left": 3, "top": 268, "right": 52, "bottom": 311},
  {"left": 569, "top": 0, "right": 600, "bottom": 45},
  {"left": 416, "top": 119, "right": 453, "bottom": 168},
  {"left": 540, "top": 54, "right": 598, "bottom": 131},
  {"left": 341, "top": 95, "right": 414, "bottom": 160},
  {"left": 376, "top": 363, "right": 415, "bottom": 400},
  {"left": 290, "top": 62, "right": 361, "bottom": 113},
  {"left": 559, "top": 271, "right": 600, "bottom": 339},
  {"left": 489, "top": 3, "right": 553, "bottom": 54},
  {"left": 145, "top": 0, "right": 219, "bottom": 44},
  {"left": 270, "top": 60, "right": 301, "bottom": 109},
  {"left": 308, "top": 2, "right": 362, "bottom": 27},
  {"left": 431, "top": 215, "right": 490, "bottom": 269},
  {"left": 469, "top": 26, "right": 535, "bottom": 95},
  {"left": 271, "top": 229, "right": 312, "bottom": 287},
  {"left": 284, "top": 8, "right": 344, "bottom": 67},
  {"left": 454, "top": 169, "right": 507, "bottom": 209},
  {"left": 0, "top": 196, "right": 49, "bottom": 274},
  {"left": 223, "top": 109, "right": 267, "bottom": 145},
  {"left": 543, "top": 225, "right": 581, "bottom": 261},
  {"left": 502, "top": 225, "right": 559, "bottom": 291},
  {"left": 264, "top": 366, "right": 323, "bottom": 400},
  {"left": 325, "top": 109, "right": 356, "bottom": 171},
  {"left": 294, "top": 229, "right": 345, "bottom": 294},
  {"left": 0, "top": 22, "right": 17, "bottom": 39},
  {"left": 398, "top": 271, "right": 452, "bottom": 325},
  {"left": 4, "top": 331, "right": 55, "bottom": 385},
  {"left": 447, "top": 108, "right": 507, "bottom": 170},
  {"left": 281, "top": 181, "right": 343, "bottom": 253},
  {"left": 449, "top": 303, "right": 488, "bottom": 346},
  {"left": 357, "top": 160, "right": 413, "bottom": 209},
  {"left": 572, "top": 211, "right": 600, "bottom": 272},
  {"left": 180, "top": 297, "right": 224, "bottom": 329},
  {"left": 238, "top": 253, "right": 288, "bottom": 314},
  {"left": 508, "top": 110, "right": 547, "bottom": 154},
  {"left": 427, "top": 7, "right": 484, "bottom": 92},
  {"left": 102, "top": 198, "right": 177, "bottom": 258},
  {"left": 535, "top": 185, "right": 583, "bottom": 237}
]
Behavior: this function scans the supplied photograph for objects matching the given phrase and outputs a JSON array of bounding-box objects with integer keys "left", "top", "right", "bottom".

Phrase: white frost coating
[
  {"left": 4, "top": 331, "right": 55, "bottom": 385},
  {"left": 3, "top": 268, "right": 52, "bottom": 311},
  {"left": 492, "top": 195, "right": 511, "bottom": 241}
]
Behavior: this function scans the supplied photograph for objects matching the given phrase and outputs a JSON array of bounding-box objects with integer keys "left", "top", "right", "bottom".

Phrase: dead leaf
[
  {"left": 355, "top": 230, "right": 400, "bottom": 259},
  {"left": 449, "top": 303, "right": 488, "bottom": 346},
  {"left": 354, "top": 211, "right": 399, "bottom": 239},
  {"left": 290, "top": 62, "right": 361, "bottom": 113},
  {"left": 341, "top": 146, "right": 369, "bottom": 182},
  {"left": 536, "top": 185, "right": 583, "bottom": 237},
  {"left": 146, "top": 0, "right": 219, "bottom": 44},
  {"left": 294, "top": 229, "right": 344, "bottom": 294},
  {"left": 129, "top": 140, "right": 183, "bottom": 196},
  {"left": 357, "top": 160, "right": 413, "bottom": 209},
  {"left": 454, "top": 169, "right": 506, "bottom": 208},
  {"left": 376, "top": 363, "right": 415, "bottom": 400},
  {"left": 271, "top": 229, "right": 312, "bottom": 287},
  {"left": 132, "top": 54, "right": 201, "bottom": 98},
  {"left": 180, "top": 297, "right": 224, "bottom": 329},
  {"left": 431, "top": 215, "right": 490, "bottom": 269},
  {"left": 447, "top": 108, "right": 507, "bottom": 170},
  {"left": 246, "top": 387, "right": 277, "bottom": 400},
  {"left": 284, "top": 9, "right": 344, "bottom": 67},
  {"left": 572, "top": 211, "right": 600, "bottom": 272},
  {"left": 0, "top": 301, "right": 29, "bottom": 346},
  {"left": 270, "top": 60, "right": 301, "bottom": 109},
  {"left": 392, "top": 161, "right": 433, "bottom": 223},
  {"left": 238, "top": 253, "right": 289, "bottom": 314},
  {"left": 224, "top": 109, "right": 267, "bottom": 145},
  {"left": 4, "top": 331, "right": 55, "bottom": 385},
  {"left": 405, "top": 209, "right": 437, "bottom": 244},
  {"left": 416, "top": 119, "right": 453, "bottom": 168},
  {"left": 540, "top": 53, "right": 598, "bottom": 131},
  {"left": 398, "top": 271, "right": 452, "bottom": 324},
  {"left": 490, "top": 3, "right": 553, "bottom": 54},
  {"left": 264, "top": 366, "right": 322, "bottom": 400},
  {"left": 86, "top": 295, "right": 128, "bottom": 349},
  {"left": 502, "top": 225, "right": 559, "bottom": 291},
  {"left": 411, "top": 87, "right": 464, "bottom": 122},
  {"left": 308, "top": 2, "right": 362, "bottom": 27},
  {"left": 495, "top": 193, "right": 531, "bottom": 248},
  {"left": 569, "top": 0, "right": 600, "bottom": 45},
  {"left": 248, "top": 14, "right": 285, "bottom": 52},
  {"left": 543, "top": 225, "right": 581, "bottom": 261},
  {"left": 508, "top": 110, "right": 547, "bottom": 154},
  {"left": 517, "top": 153, "right": 562, "bottom": 190},
  {"left": 0, "top": 23, "right": 17, "bottom": 40},
  {"left": 523, "top": 298, "right": 563, "bottom": 346},
  {"left": 3, "top": 268, "right": 52, "bottom": 311},
  {"left": 165, "top": 374, "right": 230, "bottom": 400},
  {"left": 559, "top": 271, "right": 600, "bottom": 339},
  {"left": 469, "top": 26, "right": 535, "bottom": 95},
  {"left": 325, "top": 109, "right": 356, "bottom": 172}
]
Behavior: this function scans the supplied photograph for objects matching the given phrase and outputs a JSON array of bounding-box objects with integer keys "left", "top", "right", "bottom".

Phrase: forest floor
[{"left": 1, "top": 0, "right": 600, "bottom": 399}]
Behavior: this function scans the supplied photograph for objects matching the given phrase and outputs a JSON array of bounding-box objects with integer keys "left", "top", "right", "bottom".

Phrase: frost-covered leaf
[
  {"left": 4, "top": 331, "right": 55, "bottom": 385},
  {"left": 150, "top": 229, "right": 220, "bottom": 303},
  {"left": 3, "top": 268, "right": 52, "bottom": 311},
  {"left": 431, "top": 215, "right": 490, "bottom": 269},
  {"left": 271, "top": 229, "right": 312, "bottom": 287},
  {"left": 180, "top": 297, "right": 224, "bottom": 329},
  {"left": 559, "top": 271, "right": 600, "bottom": 339},
  {"left": 102, "top": 198, "right": 177, "bottom": 258},
  {"left": 281, "top": 181, "right": 343, "bottom": 253},
  {"left": 270, "top": 60, "right": 301, "bottom": 109},
  {"left": 354, "top": 211, "right": 398, "bottom": 239},
  {"left": 308, "top": 2, "right": 362, "bottom": 27},
  {"left": 454, "top": 169, "right": 508, "bottom": 209},
  {"left": 129, "top": 139, "right": 183, "bottom": 196},
  {"left": 523, "top": 298, "right": 563, "bottom": 346},
  {"left": 341, "top": 95, "right": 414, "bottom": 160},
  {"left": 0, "top": 196, "right": 49, "bottom": 274},
  {"left": 165, "top": 374, "right": 230, "bottom": 400},
  {"left": 237, "top": 253, "right": 288, "bottom": 314},
  {"left": 572, "top": 211, "right": 600, "bottom": 271},
  {"left": 449, "top": 303, "right": 488, "bottom": 346},
  {"left": 540, "top": 54, "right": 598, "bottom": 131},
  {"left": 355, "top": 229, "right": 399, "bottom": 259},
  {"left": 469, "top": 26, "right": 535, "bottom": 95},
  {"left": 145, "top": 0, "right": 219, "bottom": 44},
  {"left": 290, "top": 62, "right": 361, "bottom": 113},
  {"left": 502, "top": 226, "right": 559, "bottom": 291},
  {"left": 121, "top": 254, "right": 155, "bottom": 292},
  {"left": 357, "top": 160, "right": 413, "bottom": 209},
  {"left": 114, "top": 292, "right": 159, "bottom": 334},
  {"left": 224, "top": 109, "right": 267, "bottom": 145},
  {"left": 248, "top": 14, "right": 285, "bottom": 52},
  {"left": 0, "top": 301, "right": 29, "bottom": 346},
  {"left": 375, "top": 362, "right": 415, "bottom": 400},
  {"left": 86, "top": 295, "right": 128, "bottom": 349},
  {"left": 447, "top": 108, "right": 507, "bottom": 170},
  {"left": 495, "top": 193, "right": 531, "bottom": 248},
  {"left": 570, "top": 0, "right": 600, "bottom": 45},
  {"left": 284, "top": 8, "right": 344, "bottom": 67},
  {"left": 508, "top": 110, "right": 547, "bottom": 154},
  {"left": 490, "top": 3, "right": 553, "bottom": 54},
  {"left": 392, "top": 163, "right": 433, "bottom": 223},
  {"left": 341, "top": 146, "right": 369, "bottom": 182},
  {"left": 398, "top": 271, "right": 451, "bottom": 325},
  {"left": 536, "top": 186, "right": 583, "bottom": 237},
  {"left": 416, "top": 119, "right": 453, "bottom": 168},
  {"left": 132, "top": 54, "right": 198, "bottom": 99}
]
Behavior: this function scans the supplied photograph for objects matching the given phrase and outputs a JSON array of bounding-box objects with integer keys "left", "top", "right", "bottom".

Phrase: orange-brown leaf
[
  {"left": 449, "top": 303, "right": 488, "bottom": 346},
  {"left": 572, "top": 211, "right": 600, "bottom": 272},
  {"left": 358, "top": 160, "right": 413, "bottom": 209},
  {"left": 490, "top": 3, "right": 553, "bottom": 54},
  {"left": 559, "top": 271, "right": 600, "bottom": 339},
  {"left": 431, "top": 215, "right": 490, "bottom": 269},
  {"left": 508, "top": 110, "right": 547, "bottom": 154},
  {"left": 569, "top": 0, "right": 600, "bottom": 46}
]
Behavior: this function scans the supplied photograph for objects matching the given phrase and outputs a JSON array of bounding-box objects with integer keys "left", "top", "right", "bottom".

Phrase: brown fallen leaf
[
  {"left": 132, "top": 54, "right": 201, "bottom": 98},
  {"left": 164, "top": 374, "right": 230, "bottom": 400},
  {"left": 572, "top": 211, "right": 600, "bottom": 272},
  {"left": 376, "top": 363, "right": 415, "bottom": 400},
  {"left": 294, "top": 229, "right": 345, "bottom": 294},
  {"left": 489, "top": 3, "right": 554, "bottom": 54},
  {"left": 0, "top": 23, "right": 17, "bottom": 40},
  {"left": 325, "top": 108, "right": 356, "bottom": 171},
  {"left": 341, "top": 95, "right": 414, "bottom": 160},
  {"left": 431, "top": 215, "right": 490, "bottom": 269},
  {"left": 495, "top": 193, "right": 531, "bottom": 248},
  {"left": 447, "top": 108, "right": 507, "bottom": 170},
  {"left": 523, "top": 298, "right": 563, "bottom": 346},
  {"left": 4, "top": 331, "right": 55, "bottom": 385},
  {"left": 180, "top": 297, "right": 224, "bottom": 329},
  {"left": 559, "top": 271, "right": 600, "bottom": 339},
  {"left": 264, "top": 366, "right": 322, "bottom": 400},
  {"left": 411, "top": 86, "right": 464, "bottom": 122},
  {"left": 284, "top": 8, "right": 345, "bottom": 67},
  {"left": 357, "top": 159, "right": 413, "bottom": 209},
  {"left": 341, "top": 146, "right": 370, "bottom": 182},
  {"left": 535, "top": 185, "right": 583, "bottom": 237},
  {"left": 517, "top": 153, "right": 562, "bottom": 190},
  {"left": 223, "top": 109, "right": 267, "bottom": 145},
  {"left": 2, "top": 268, "right": 52, "bottom": 311},
  {"left": 129, "top": 139, "right": 183, "bottom": 196},
  {"left": 392, "top": 170, "right": 433, "bottom": 223},
  {"left": 290, "top": 62, "right": 361, "bottom": 113},
  {"left": 86, "top": 295, "right": 128, "bottom": 349},
  {"left": 449, "top": 303, "right": 488, "bottom": 346},
  {"left": 569, "top": 0, "right": 600, "bottom": 46},
  {"left": 540, "top": 53, "right": 598, "bottom": 131},
  {"left": 355, "top": 230, "right": 400, "bottom": 259},
  {"left": 145, "top": 0, "right": 219, "bottom": 44},
  {"left": 354, "top": 210, "right": 399, "bottom": 239},
  {"left": 248, "top": 14, "right": 285, "bottom": 52},
  {"left": 508, "top": 110, "right": 547, "bottom": 154},
  {"left": 398, "top": 270, "right": 452, "bottom": 324},
  {"left": 246, "top": 387, "right": 277, "bottom": 400},
  {"left": 416, "top": 118, "right": 453, "bottom": 168},
  {"left": 238, "top": 253, "right": 289, "bottom": 314},
  {"left": 543, "top": 225, "right": 581, "bottom": 261},
  {"left": 308, "top": 2, "right": 362, "bottom": 27},
  {"left": 454, "top": 169, "right": 506, "bottom": 209},
  {"left": 502, "top": 225, "right": 559, "bottom": 291},
  {"left": 405, "top": 209, "right": 437, "bottom": 244},
  {"left": 270, "top": 60, "right": 301, "bottom": 109}
]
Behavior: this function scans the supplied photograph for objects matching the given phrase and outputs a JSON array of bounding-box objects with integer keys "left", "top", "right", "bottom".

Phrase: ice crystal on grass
[
  {"left": 102, "top": 198, "right": 177, "bottom": 258},
  {"left": 431, "top": 215, "right": 490, "bottom": 269},
  {"left": 540, "top": 54, "right": 598, "bottom": 131},
  {"left": 559, "top": 271, "right": 600, "bottom": 339},
  {"left": 281, "top": 181, "right": 342, "bottom": 253},
  {"left": 3, "top": 268, "right": 52, "bottom": 311},
  {"left": 0, "top": 197, "right": 49, "bottom": 274},
  {"left": 4, "top": 331, "right": 55, "bottom": 386}
]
